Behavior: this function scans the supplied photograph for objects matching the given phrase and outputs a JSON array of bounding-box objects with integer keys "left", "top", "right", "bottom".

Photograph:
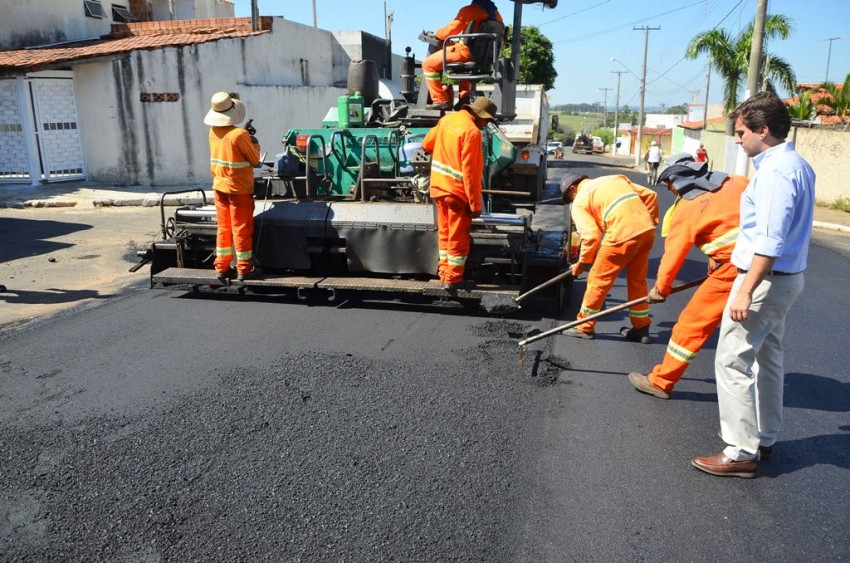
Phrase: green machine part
[{"left": 281, "top": 123, "right": 517, "bottom": 197}]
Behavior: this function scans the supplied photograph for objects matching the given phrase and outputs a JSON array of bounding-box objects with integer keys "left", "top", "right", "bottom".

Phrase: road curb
[{"left": 813, "top": 220, "right": 850, "bottom": 234}]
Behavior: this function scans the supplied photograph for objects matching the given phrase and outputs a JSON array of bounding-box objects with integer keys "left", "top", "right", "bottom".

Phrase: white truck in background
[{"left": 478, "top": 83, "right": 550, "bottom": 201}]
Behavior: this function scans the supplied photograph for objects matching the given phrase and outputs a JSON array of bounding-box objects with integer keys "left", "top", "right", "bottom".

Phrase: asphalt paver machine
[{"left": 147, "top": 0, "right": 570, "bottom": 312}]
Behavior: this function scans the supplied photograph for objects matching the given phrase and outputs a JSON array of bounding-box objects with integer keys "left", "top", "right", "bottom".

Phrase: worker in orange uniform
[
  {"left": 627, "top": 155, "right": 748, "bottom": 399},
  {"left": 204, "top": 91, "right": 261, "bottom": 284},
  {"left": 422, "top": 96, "right": 496, "bottom": 289},
  {"left": 560, "top": 172, "right": 659, "bottom": 341},
  {"left": 422, "top": 0, "right": 503, "bottom": 110}
]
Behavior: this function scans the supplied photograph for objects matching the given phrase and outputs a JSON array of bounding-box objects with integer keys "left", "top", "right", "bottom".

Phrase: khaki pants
[{"left": 715, "top": 272, "right": 804, "bottom": 460}]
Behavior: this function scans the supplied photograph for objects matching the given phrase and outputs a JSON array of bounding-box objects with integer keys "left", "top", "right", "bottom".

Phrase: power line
[
  {"left": 538, "top": 0, "right": 611, "bottom": 27},
  {"left": 552, "top": 0, "right": 703, "bottom": 46}
]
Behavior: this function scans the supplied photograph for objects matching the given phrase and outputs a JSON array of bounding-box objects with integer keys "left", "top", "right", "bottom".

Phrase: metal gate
[
  {"left": 0, "top": 79, "right": 30, "bottom": 182},
  {"left": 0, "top": 74, "right": 85, "bottom": 183},
  {"left": 30, "top": 77, "right": 85, "bottom": 181}
]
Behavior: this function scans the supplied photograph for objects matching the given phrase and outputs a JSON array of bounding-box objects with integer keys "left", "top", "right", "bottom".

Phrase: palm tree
[
  {"left": 786, "top": 89, "right": 815, "bottom": 121},
  {"left": 686, "top": 14, "right": 796, "bottom": 135},
  {"left": 817, "top": 73, "right": 850, "bottom": 124}
]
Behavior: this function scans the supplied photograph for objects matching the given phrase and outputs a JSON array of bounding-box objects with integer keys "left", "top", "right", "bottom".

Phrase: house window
[
  {"left": 112, "top": 4, "right": 136, "bottom": 22},
  {"left": 84, "top": 0, "right": 106, "bottom": 18}
]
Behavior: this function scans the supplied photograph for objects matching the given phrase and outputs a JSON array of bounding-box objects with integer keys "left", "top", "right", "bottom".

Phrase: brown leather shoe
[
  {"left": 716, "top": 430, "right": 774, "bottom": 459},
  {"left": 691, "top": 452, "right": 758, "bottom": 478},
  {"left": 628, "top": 372, "right": 670, "bottom": 399}
]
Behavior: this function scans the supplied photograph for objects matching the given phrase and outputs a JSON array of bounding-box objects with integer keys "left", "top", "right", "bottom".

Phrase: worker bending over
[
  {"left": 204, "top": 91, "right": 261, "bottom": 283},
  {"left": 560, "top": 173, "right": 659, "bottom": 341},
  {"left": 422, "top": 0, "right": 503, "bottom": 109},
  {"left": 628, "top": 155, "right": 748, "bottom": 399},
  {"left": 422, "top": 97, "right": 496, "bottom": 289}
]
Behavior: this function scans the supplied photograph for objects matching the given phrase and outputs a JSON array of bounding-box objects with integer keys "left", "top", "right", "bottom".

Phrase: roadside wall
[
  {"left": 0, "top": 2, "right": 112, "bottom": 50},
  {"left": 73, "top": 18, "right": 354, "bottom": 185}
]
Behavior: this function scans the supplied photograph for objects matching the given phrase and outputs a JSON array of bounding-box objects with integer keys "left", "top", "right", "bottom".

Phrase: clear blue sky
[{"left": 232, "top": 0, "right": 850, "bottom": 109}]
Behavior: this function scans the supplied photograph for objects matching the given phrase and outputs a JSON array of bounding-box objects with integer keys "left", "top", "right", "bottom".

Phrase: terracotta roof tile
[
  {"left": 679, "top": 116, "right": 726, "bottom": 129},
  {"left": 0, "top": 17, "right": 270, "bottom": 74}
]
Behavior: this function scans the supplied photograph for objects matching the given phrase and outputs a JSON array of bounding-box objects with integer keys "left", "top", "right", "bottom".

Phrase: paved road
[{"left": 1, "top": 159, "right": 848, "bottom": 560}]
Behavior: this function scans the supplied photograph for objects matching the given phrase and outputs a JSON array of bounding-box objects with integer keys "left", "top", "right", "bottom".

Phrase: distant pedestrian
[
  {"left": 696, "top": 143, "right": 708, "bottom": 163},
  {"left": 205, "top": 91, "right": 261, "bottom": 284},
  {"left": 644, "top": 140, "right": 663, "bottom": 183},
  {"left": 560, "top": 172, "right": 659, "bottom": 342},
  {"left": 691, "top": 92, "right": 816, "bottom": 479}
]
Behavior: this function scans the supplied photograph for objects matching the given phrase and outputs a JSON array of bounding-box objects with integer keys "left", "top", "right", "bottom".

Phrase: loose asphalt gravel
[{"left": 1, "top": 318, "right": 568, "bottom": 561}]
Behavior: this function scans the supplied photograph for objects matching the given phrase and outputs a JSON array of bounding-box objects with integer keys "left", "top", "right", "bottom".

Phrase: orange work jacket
[
  {"left": 435, "top": 4, "right": 503, "bottom": 41},
  {"left": 422, "top": 110, "right": 484, "bottom": 213},
  {"left": 209, "top": 126, "right": 260, "bottom": 195},
  {"left": 655, "top": 174, "right": 748, "bottom": 295},
  {"left": 571, "top": 174, "right": 660, "bottom": 265}
]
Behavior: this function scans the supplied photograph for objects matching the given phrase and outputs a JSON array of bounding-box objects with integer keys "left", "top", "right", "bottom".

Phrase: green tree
[
  {"left": 786, "top": 89, "right": 815, "bottom": 121},
  {"left": 665, "top": 104, "right": 688, "bottom": 114},
  {"left": 817, "top": 73, "right": 850, "bottom": 123},
  {"left": 504, "top": 26, "right": 557, "bottom": 91},
  {"left": 686, "top": 14, "right": 796, "bottom": 134}
]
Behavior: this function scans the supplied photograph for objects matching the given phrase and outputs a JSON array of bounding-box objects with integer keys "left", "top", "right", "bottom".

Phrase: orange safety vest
[
  {"left": 422, "top": 110, "right": 484, "bottom": 213},
  {"left": 435, "top": 4, "right": 503, "bottom": 42},
  {"left": 571, "top": 174, "right": 659, "bottom": 265},
  {"left": 209, "top": 126, "right": 260, "bottom": 194},
  {"left": 655, "top": 174, "right": 748, "bottom": 295}
]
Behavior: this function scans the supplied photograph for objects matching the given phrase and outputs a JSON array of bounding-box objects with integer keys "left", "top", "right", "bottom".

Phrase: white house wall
[
  {"left": 73, "top": 17, "right": 351, "bottom": 185},
  {"left": 0, "top": 1, "right": 113, "bottom": 50}
]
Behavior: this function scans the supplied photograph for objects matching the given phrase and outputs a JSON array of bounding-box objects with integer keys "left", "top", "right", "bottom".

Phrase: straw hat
[
  {"left": 464, "top": 96, "right": 498, "bottom": 121},
  {"left": 203, "top": 91, "right": 246, "bottom": 126}
]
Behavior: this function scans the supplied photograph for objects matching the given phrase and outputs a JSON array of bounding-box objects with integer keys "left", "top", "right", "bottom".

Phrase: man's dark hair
[{"left": 728, "top": 91, "right": 791, "bottom": 140}]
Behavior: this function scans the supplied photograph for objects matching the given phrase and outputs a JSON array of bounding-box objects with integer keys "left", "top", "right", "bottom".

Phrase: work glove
[{"left": 647, "top": 286, "right": 666, "bottom": 303}]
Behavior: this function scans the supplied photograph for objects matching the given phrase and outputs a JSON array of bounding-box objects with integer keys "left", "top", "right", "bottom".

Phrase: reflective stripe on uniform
[
  {"left": 431, "top": 160, "right": 464, "bottom": 182},
  {"left": 666, "top": 339, "right": 698, "bottom": 364},
  {"left": 629, "top": 308, "right": 650, "bottom": 319},
  {"left": 580, "top": 305, "right": 601, "bottom": 316},
  {"left": 423, "top": 71, "right": 442, "bottom": 80},
  {"left": 447, "top": 253, "right": 467, "bottom": 266},
  {"left": 216, "top": 247, "right": 233, "bottom": 257},
  {"left": 439, "top": 250, "right": 448, "bottom": 260},
  {"left": 699, "top": 227, "right": 739, "bottom": 256},
  {"left": 602, "top": 192, "right": 639, "bottom": 229},
  {"left": 236, "top": 249, "right": 253, "bottom": 261},
  {"left": 210, "top": 158, "right": 252, "bottom": 169}
]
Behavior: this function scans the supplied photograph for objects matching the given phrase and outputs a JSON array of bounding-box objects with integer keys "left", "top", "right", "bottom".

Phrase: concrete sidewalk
[{"left": 2, "top": 174, "right": 849, "bottom": 233}]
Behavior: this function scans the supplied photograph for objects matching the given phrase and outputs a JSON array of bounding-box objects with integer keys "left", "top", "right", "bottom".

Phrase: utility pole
[
  {"left": 702, "top": 58, "right": 711, "bottom": 130},
  {"left": 312, "top": 0, "right": 317, "bottom": 28},
  {"left": 250, "top": 0, "right": 259, "bottom": 31},
  {"left": 736, "top": 0, "right": 767, "bottom": 176},
  {"left": 611, "top": 70, "right": 625, "bottom": 155},
  {"left": 598, "top": 88, "right": 611, "bottom": 129},
  {"left": 634, "top": 25, "right": 660, "bottom": 168}
]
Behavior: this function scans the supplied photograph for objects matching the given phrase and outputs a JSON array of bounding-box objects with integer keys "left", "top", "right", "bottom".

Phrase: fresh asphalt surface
[{"left": 1, "top": 156, "right": 848, "bottom": 561}]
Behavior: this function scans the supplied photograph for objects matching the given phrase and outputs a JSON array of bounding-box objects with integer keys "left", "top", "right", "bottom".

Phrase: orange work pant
[
  {"left": 422, "top": 43, "right": 472, "bottom": 105},
  {"left": 575, "top": 229, "right": 655, "bottom": 334},
  {"left": 214, "top": 190, "right": 255, "bottom": 275},
  {"left": 434, "top": 193, "right": 472, "bottom": 285},
  {"left": 648, "top": 262, "right": 737, "bottom": 393}
]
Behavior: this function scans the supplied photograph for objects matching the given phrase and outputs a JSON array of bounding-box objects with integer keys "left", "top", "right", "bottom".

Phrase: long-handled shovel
[
  {"left": 481, "top": 270, "right": 574, "bottom": 314},
  {"left": 518, "top": 276, "right": 707, "bottom": 363}
]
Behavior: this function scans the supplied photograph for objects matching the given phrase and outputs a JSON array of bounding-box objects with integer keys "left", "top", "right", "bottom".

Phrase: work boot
[
  {"left": 426, "top": 102, "right": 452, "bottom": 111},
  {"left": 627, "top": 372, "right": 670, "bottom": 399},
  {"left": 620, "top": 326, "right": 651, "bottom": 344},
  {"left": 215, "top": 269, "right": 235, "bottom": 286},
  {"left": 235, "top": 268, "right": 263, "bottom": 283},
  {"left": 443, "top": 279, "right": 475, "bottom": 291},
  {"left": 563, "top": 327, "right": 595, "bottom": 340}
]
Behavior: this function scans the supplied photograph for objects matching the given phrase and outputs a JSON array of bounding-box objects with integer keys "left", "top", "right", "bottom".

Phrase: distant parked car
[{"left": 546, "top": 140, "right": 563, "bottom": 155}]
